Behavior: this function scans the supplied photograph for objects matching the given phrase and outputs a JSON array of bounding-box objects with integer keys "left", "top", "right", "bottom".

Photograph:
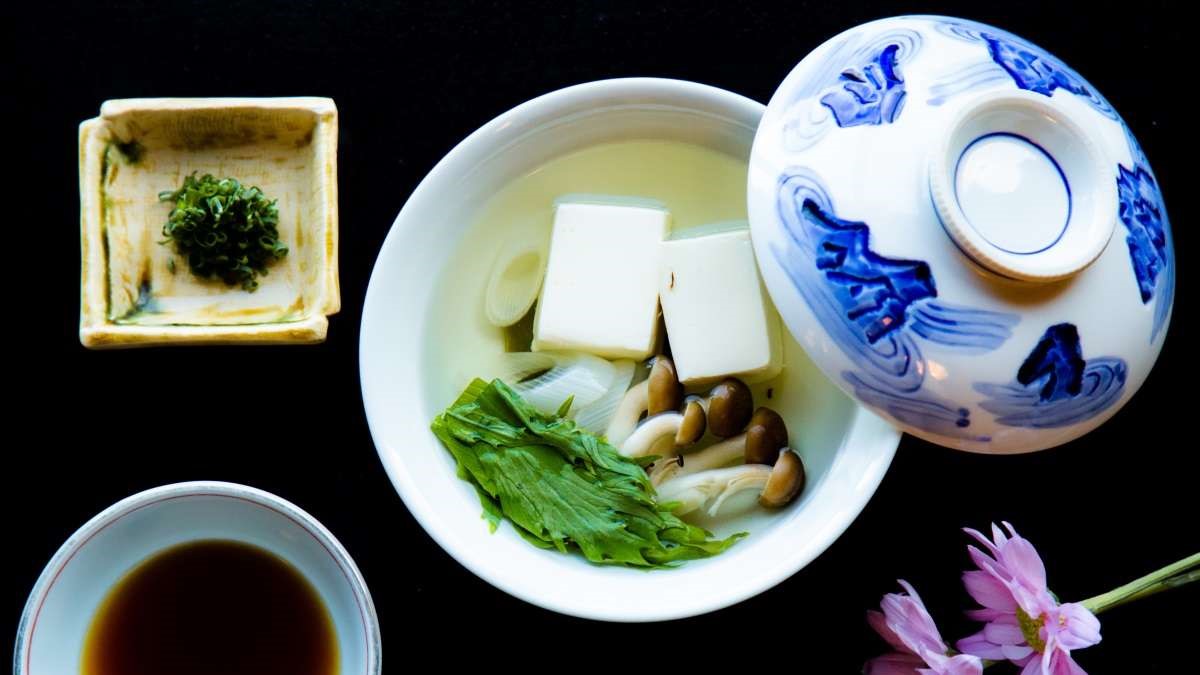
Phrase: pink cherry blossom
[
  {"left": 865, "top": 580, "right": 984, "bottom": 675},
  {"left": 956, "top": 523, "right": 1101, "bottom": 674}
]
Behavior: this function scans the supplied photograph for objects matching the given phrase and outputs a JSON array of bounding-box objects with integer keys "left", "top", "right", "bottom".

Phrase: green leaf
[
  {"left": 555, "top": 395, "right": 575, "bottom": 418},
  {"left": 429, "top": 378, "right": 743, "bottom": 568}
]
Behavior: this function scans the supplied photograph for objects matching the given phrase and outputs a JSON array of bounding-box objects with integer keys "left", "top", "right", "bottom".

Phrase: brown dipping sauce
[{"left": 82, "top": 540, "right": 338, "bottom": 675}]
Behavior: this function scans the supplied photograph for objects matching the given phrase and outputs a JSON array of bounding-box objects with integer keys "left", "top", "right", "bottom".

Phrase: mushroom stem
[
  {"left": 656, "top": 465, "right": 771, "bottom": 516},
  {"left": 619, "top": 400, "right": 705, "bottom": 458},
  {"left": 657, "top": 449, "right": 806, "bottom": 516},
  {"left": 620, "top": 412, "right": 684, "bottom": 458},
  {"left": 604, "top": 355, "right": 684, "bottom": 446},
  {"left": 674, "top": 436, "right": 745, "bottom": 476},
  {"left": 605, "top": 379, "right": 648, "bottom": 445},
  {"left": 648, "top": 456, "right": 682, "bottom": 486}
]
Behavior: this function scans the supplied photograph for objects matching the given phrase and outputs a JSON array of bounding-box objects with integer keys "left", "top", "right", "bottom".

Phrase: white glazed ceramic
[
  {"left": 13, "top": 482, "right": 380, "bottom": 675},
  {"left": 748, "top": 16, "right": 1174, "bottom": 453},
  {"left": 360, "top": 78, "right": 901, "bottom": 621}
]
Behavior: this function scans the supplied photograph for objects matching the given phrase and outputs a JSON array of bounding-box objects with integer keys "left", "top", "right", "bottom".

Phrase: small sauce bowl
[{"left": 14, "top": 481, "right": 380, "bottom": 675}]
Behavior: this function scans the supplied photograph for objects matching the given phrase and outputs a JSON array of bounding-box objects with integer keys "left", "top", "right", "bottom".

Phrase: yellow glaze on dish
[{"left": 79, "top": 98, "right": 340, "bottom": 348}]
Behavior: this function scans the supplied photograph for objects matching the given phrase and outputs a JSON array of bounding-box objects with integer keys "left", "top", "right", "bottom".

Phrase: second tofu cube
[{"left": 659, "top": 229, "right": 782, "bottom": 385}]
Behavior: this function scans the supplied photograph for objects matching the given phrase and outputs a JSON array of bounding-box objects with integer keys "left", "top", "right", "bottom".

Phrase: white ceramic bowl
[
  {"left": 360, "top": 78, "right": 901, "bottom": 621},
  {"left": 14, "top": 482, "right": 380, "bottom": 674}
]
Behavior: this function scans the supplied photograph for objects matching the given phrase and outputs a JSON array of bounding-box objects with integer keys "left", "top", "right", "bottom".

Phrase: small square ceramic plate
[{"left": 79, "top": 97, "right": 340, "bottom": 348}]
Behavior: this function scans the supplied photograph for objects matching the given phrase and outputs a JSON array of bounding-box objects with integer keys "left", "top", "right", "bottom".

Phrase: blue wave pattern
[
  {"left": 1118, "top": 164, "right": 1168, "bottom": 303},
  {"left": 845, "top": 372, "right": 979, "bottom": 439},
  {"left": 771, "top": 168, "right": 1017, "bottom": 440},
  {"left": 927, "top": 62, "right": 1010, "bottom": 107},
  {"left": 931, "top": 19, "right": 1118, "bottom": 119},
  {"left": 1119, "top": 128, "right": 1174, "bottom": 342},
  {"left": 783, "top": 29, "right": 921, "bottom": 151},
  {"left": 820, "top": 44, "right": 907, "bottom": 127},
  {"left": 976, "top": 323, "right": 1126, "bottom": 428}
]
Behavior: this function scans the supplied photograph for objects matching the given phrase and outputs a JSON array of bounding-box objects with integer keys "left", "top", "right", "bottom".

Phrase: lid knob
[{"left": 929, "top": 91, "right": 1116, "bottom": 282}]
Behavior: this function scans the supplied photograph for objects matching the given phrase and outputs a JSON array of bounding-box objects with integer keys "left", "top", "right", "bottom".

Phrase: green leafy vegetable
[
  {"left": 158, "top": 173, "right": 287, "bottom": 291},
  {"left": 431, "top": 378, "right": 744, "bottom": 567}
]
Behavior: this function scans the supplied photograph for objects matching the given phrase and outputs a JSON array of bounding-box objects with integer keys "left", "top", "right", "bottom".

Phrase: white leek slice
[
  {"left": 484, "top": 243, "right": 545, "bottom": 327},
  {"left": 496, "top": 352, "right": 555, "bottom": 383},
  {"left": 499, "top": 352, "right": 615, "bottom": 415},
  {"left": 573, "top": 359, "right": 636, "bottom": 435}
]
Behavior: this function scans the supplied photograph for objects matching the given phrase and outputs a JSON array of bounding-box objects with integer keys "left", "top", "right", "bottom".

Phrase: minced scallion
[{"left": 158, "top": 173, "right": 287, "bottom": 291}]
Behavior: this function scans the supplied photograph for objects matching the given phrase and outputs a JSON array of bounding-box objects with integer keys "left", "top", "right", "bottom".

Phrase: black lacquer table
[{"left": 9, "top": 1, "right": 1194, "bottom": 671}]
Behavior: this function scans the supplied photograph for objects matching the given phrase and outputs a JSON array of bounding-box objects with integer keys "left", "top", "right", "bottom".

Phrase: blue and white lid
[{"left": 747, "top": 15, "right": 1174, "bottom": 453}]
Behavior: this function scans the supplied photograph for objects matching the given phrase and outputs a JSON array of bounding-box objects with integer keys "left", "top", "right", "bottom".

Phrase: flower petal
[
  {"left": 869, "top": 610, "right": 910, "bottom": 653},
  {"left": 1012, "top": 584, "right": 1057, "bottom": 618},
  {"left": 956, "top": 632, "right": 1006, "bottom": 660},
  {"left": 963, "top": 570, "right": 1018, "bottom": 611},
  {"left": 984, "top": 619, "right": 1026, "bottom": 646},
  {"left": 998, "top": 535, "right": 1048, "bottom": 592},
  {"left": 1000, "top": 643, "right": 1036, "bottom": 661},
  {"left": 965, "top": 608, "right": 1007, "bottom": 622},
  {"left": 1054, "top": 603, "right": 1101, "bottom": 649},
  {"left": 919, "top": 648, "right": 985, "bottom": 675},
  {"left": 993, "top": 522, "right": 1010, "bottom": 547},
  {"left": 865, "top": 652, "right": 925, "bottom": 675},
  {"left": 943, "top": 654, "right": 986, "bottom": 675},
  {"left": 1049, "top": 650, "right": 1089, "bottom": 675},
  {"left": 880, "top": 581, "right": 946, "bottom": 654},
  {"left": 964, "top": 527, "right": 1001, "bottom": 557}
]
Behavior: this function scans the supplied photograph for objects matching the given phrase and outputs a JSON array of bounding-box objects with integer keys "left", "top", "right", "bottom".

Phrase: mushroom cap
[
  {"left": 743, "top": 407, "right": 789, "bottom": 465},
  {"left": 647, "top": 356, "right": 683, "bottom": 415},
  {"left": 759, "top": 449, "right": 805, "bottom": 508},
  {"left": 707, "top": 378, "right": 753, "bottom": 438},
  {"left": 675, "top": 397, "right": 707, "bottom": 447}
]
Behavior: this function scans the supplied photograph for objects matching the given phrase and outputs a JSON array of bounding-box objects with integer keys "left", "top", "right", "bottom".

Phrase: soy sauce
[{"left": 82, "top": 540, "right": 338, "bottom": 675}]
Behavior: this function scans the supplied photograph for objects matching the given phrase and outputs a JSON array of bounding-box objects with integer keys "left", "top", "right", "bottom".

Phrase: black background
[{"left": 6, "top": 1, "right": 1196, "bottom": 672}]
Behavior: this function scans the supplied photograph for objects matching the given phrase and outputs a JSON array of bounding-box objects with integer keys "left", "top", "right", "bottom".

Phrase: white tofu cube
[
  {"left": 659, "top": 229, "right": 782, "bottom": 385},
  {"left": 532, "top": 202, "right": 669, "bottom": 359}
]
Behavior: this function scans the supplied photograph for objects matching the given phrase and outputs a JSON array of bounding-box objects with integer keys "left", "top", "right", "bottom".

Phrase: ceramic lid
[{"left": 747, "top": 16, "right": 1174, "bottom": 453}]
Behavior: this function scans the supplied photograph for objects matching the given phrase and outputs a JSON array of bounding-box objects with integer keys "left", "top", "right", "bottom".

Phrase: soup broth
[
  {"left": 82, "top": 539, "right": 338, "bottom": 675},
  {"left": 424, "top": 139, "right": 856, "bottom": 537}
]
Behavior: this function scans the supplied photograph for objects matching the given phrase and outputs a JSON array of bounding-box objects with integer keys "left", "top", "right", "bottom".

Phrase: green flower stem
[{"left": 1081, "top": 552, "right": 1200, "bottom": 615}]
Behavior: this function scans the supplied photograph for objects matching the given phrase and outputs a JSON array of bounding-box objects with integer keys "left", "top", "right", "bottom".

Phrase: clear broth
[{"left": 424, "top": 139, "right": 856, "bottom": 536}]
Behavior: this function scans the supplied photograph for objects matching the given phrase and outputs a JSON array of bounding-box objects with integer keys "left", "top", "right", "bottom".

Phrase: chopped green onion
[{"left": 159, "top": 173, "right": 287, "bottom": 291}]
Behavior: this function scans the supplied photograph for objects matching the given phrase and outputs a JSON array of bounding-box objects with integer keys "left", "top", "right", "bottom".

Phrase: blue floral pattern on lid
[
  {"left": 930, "top": 19, "right": 1118, "bottom": 120},
  {"left": 782, "top": 28, "right": 921, "bottom": 150},
  {"left": 771, "top": 168, "right": 1017, "bottom": 440},
  {"left": 819, "top": 44, "right": 907, "bottom": 127},
  {"left": 1119, "top": 128, "right": 1174, "bottom": 343},
  {"left": 1118, "top": 164, "right": 1168, "bottom": 303},
  {"left": 975, "top": 324, "right": 1126, "bottom": 428},
  {"left": 984, "top": 35, "right": 1092, "bottom": 101}
]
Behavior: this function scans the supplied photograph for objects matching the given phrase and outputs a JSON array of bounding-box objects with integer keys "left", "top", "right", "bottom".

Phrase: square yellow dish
[{"left": 79, "top": 97, "right": 340, "bottom": 348}]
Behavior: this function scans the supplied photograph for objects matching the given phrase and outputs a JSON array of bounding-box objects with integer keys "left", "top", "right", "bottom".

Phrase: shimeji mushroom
[
  {"left": 619, "top": 398, "right": 706, "bottom": 458},
  {"left": 656, "top": 449, "right": 806, "bottom": 516},
  {"left": 655, "top": 407, "right": 788, "bottom": 483},
  {"left": 605, "top": 356, "right": 683, "bottom": 445}
]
